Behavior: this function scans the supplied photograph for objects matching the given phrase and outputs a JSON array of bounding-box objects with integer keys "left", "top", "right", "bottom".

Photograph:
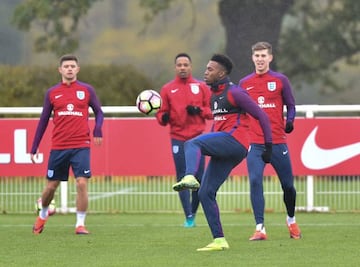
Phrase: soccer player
[
  {"left": 172, "top": 54, "right": 272, "bottom": 251},
  {"left": 239, "top": 41, "right": 301, "bottom": 240},
  {"left": 31, "top": 54, "right": 104, "bottom": 235},
  {"left": 156, "top": 53, "right": 212, "bottom": 227}
]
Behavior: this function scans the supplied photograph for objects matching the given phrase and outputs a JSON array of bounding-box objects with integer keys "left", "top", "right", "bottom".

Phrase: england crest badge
[
  {"left": 190, "top": 84, "right": 200, "bottom": 94},
  {"left": 267, "top": 82, "right": 276, "bottom": 91},
  {"left": 76, "top": 91, "right": 85, "bottom": 100}
]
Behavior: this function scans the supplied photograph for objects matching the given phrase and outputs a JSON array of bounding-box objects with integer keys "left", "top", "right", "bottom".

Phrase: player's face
[
  {"left": 175, "top": 57, "right": 192, "bottom": 79},
  {"left": 58, "top": 60, "right": 80, "bottom": 83},
  {"left": 252, "top": 49, "right": 273, "bottom": 74},
  {"left": 204, "top": 60, "right": 225, "bottom": 85}
]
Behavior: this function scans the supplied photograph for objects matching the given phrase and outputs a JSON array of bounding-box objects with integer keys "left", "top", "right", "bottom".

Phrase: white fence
[{"left": 1, "top": 105, "right": 360, "bottom": 214}]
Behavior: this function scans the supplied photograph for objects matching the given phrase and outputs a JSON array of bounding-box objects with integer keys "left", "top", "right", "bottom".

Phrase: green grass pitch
[{"left": 1, "top": 212, "right": 359, "bottom": 267}]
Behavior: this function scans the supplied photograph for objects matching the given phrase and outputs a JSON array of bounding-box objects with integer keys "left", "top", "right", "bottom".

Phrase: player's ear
[
  {"left": 269, "top": 54, "right": 273, "bottom": 63},
  {"left": 219, "top": 69, "right": 226, "bottom": 79}
]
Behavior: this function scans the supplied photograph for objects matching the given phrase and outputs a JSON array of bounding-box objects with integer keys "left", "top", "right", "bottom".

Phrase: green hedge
[{"left": 0, "top": 64, "right": 154, "bottom": 107}]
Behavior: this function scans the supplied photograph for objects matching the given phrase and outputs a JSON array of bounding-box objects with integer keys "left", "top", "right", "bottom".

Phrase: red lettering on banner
[{"left": 0, "top": 118, "right": 359, "bottom": 176}]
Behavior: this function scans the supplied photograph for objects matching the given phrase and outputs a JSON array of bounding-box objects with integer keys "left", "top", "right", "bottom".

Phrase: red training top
[
  {"left": 31, "top": 80, "right": 104, "bottom": 153},
  {"left": 156, "top": 75, "right": 213, "bottom": 141},
  {"left": 239, "top": 70, "right": 296, "bottom": 144}
]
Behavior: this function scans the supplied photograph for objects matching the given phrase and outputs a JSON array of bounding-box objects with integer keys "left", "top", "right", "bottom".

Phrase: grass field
[{"left": 1, "top": 212, "right": 359, "bottom": 267}]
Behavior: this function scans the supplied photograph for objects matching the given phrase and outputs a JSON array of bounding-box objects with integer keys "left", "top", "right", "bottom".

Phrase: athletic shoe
[
  {"left": 184, "top": 216, "right": 196, "bottom": 228},
  {"left": 197, "top": 237, "right": 229, "bottom": 251},
  {"left": 75, "top": 225, "right": 90, "bottom": 235},
  {"left": 287, "top": 222, "right": 301, "bottom": 239},
  {"left": 249, "top": 230, "right": 267, "bottom": 241},
  {"left": 32, "top": 216, "right": 47, "bottom": 235},
  {"left": 172, "top": 175, "right": 200, "bottom": 192}
]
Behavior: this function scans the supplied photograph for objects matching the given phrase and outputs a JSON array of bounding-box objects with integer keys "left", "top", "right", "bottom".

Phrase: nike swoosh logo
[
  {"left": 55, "top": 95, "right": 63, "bottom": 99},
  {"left": 282, "top": 150, "right": 288, "bottom": 155},
  {"left": 246, "top": 86, "right": 254, "bottom": 91},
  {"left": 301, "top": 126, "right": 360, "bottom": 170},
  {"left": 171, "top": 89, "right": 178, "bottom": 93},
  {"left": 84, "top": 170, "right": 90, "bottom": 174}
]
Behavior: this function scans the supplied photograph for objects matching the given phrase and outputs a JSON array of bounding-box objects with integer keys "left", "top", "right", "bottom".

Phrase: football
[
  {"left": 35, "top": 197, "right": 56, "bottom": 216},
  {"left": 136, "top": 89, "right": 162, "bottom": 115}
]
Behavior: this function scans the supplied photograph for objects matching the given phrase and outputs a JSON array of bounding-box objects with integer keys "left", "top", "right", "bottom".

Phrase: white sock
[
  {"left": 256, "top": 223, "right": 266, "bottom": 233},
  {"left": 39, "top": 207, "right": 48, "bottom": 219},
  {"left": 287, "top": 216, "right": 296, "bottom": 225},
  {"left": 76, "top": 211, "right": 86, "bottom": 227}
]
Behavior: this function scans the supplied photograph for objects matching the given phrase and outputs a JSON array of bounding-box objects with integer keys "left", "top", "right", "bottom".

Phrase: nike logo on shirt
[
  {"left": 301, "top": 126, "right": 360, "bottom": 170},
  {"left": 55, "top": 95, "right": 63, "bottom": 99},
  {"left": 171, "top": 89, "right": 179, "bottom": 93}
]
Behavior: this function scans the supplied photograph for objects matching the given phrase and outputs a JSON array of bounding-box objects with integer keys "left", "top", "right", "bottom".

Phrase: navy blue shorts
[{"left": 46, "top": 148, "right": 91, "bottom": 181}]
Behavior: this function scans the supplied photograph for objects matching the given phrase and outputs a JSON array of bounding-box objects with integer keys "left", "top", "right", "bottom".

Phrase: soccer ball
[
  {"left": 136, "top": 89, "right": 162, "bottom": 115},
  {"left": 35, "top": 198, "right": 56, "bottom": 216}
]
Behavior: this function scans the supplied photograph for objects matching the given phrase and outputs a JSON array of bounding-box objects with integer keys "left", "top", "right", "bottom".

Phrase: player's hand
[
  {"left": 162, "top": 113, "right": 169, "bottom": 124},
  {"left": 285, "top": 121, "right": 294, "bottom": 133},
  {"left": 30, "top": 152, "right": 38, "bottom": 164},
  {"left": 94, "top": 137, "right": 102, "bottom": 146},
  {"left": 186, "top": 105, "right": 201, "bottom": 115},
  {"left": 261, "top": 142, "right": 272, "bottom": 163}
]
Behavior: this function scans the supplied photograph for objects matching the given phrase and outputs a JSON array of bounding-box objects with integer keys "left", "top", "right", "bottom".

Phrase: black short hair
[
  {"left": 59, "top": 54, "right": 79, "bottom": 66},
  {"left": 210, "top": 54, "right": 233, "bottom": 74},
  {"left": 174, "top": 53, "right": 192, "bottom": 63}
]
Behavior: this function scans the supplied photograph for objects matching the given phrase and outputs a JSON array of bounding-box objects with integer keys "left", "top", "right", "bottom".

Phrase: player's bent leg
[
  {"left": 33, "top": 180, "right": 59, "bottom": 234},
  {"left": 172, "top": 175, "right": 200, "bottom": 191}
]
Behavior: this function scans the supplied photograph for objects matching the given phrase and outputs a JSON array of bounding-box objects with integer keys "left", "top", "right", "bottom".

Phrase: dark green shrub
[{"left": 0, "top": 64, "right": 154, "bottom": 107}]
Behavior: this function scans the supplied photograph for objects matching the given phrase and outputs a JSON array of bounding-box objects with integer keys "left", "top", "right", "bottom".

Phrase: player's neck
[
  {"left": 62, "top": 78, "right": 77, "bottom": 85},
  {"left": 256, "top": 68, "right": 269, "bottom": 75}
]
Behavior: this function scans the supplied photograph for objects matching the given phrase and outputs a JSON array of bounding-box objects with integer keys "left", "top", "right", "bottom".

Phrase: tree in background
[
  {"left": 218, "top": 0, "right": 294, "bottom": 80},
  {"left": 10, "top": 0, "right": 360, "bottom": 102},
  {"left": 140, "top": 0, "right": 360, "bottom": 90},
  {"left": 0, "top": 0, "right": 23, "bottom": 64},
  {"left": 12, "top": 0, "right": 97, "bottom": 56},
  {"left": 280, "top": 0, "right": 360, "bottom": 92}
]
